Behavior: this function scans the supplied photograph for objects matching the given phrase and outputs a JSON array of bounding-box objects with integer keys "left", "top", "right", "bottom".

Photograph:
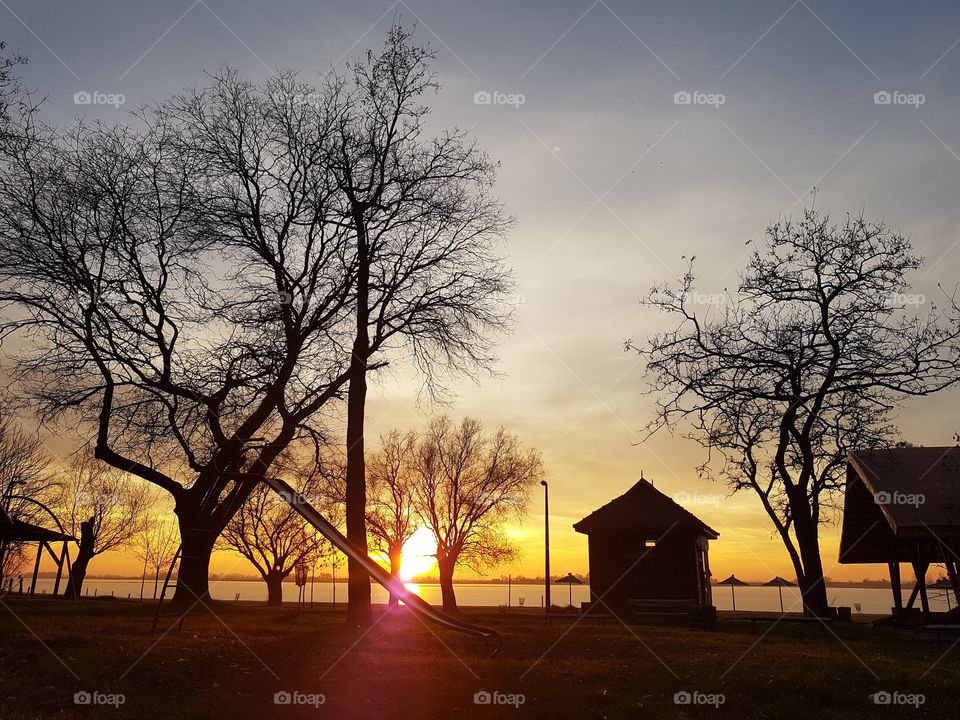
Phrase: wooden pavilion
[
  {"left": 0, "top": 506, "right": 75, "bottom": 596},
  {"left": 838, "top": 447, "right": 960, "bottom": 621},
  {"left": 574, "top": 477, "right": 718, "bottom": 625}
]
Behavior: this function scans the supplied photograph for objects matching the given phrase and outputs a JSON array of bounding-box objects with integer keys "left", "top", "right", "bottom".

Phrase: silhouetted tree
[
  {"left": 0, "top": 69, "right": 356, "bottom": 605},
  {"left": 0, "top": 42, "right": 26, "bottom": 138},
  {"left": 220, "top": 461, "right": 332, "bottom": 605},
  {"left": 330, "top": 25, "right": 514, "bottom": 624},
  {"left": 412, "top": 416, "right": 543, "bottom": 612},
  {"left": 132, "top": 511, "right": 179, "bottom": 600},
  {"left": 0, "top": 418, "right": 57, "bottom": 583},
  {"left": 59, "top": 451, "right": 148, "bottom": 598},
  {"left": 366, "top": 430, "right": 419, "bottom": 604},
  {"left": 631, "top": 209, "right": 960, "bottom": 616}
]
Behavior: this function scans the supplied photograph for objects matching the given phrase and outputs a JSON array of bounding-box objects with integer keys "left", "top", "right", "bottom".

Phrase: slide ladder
[{"left": 263, "top": 475, "right": 501, "bottom": 656}]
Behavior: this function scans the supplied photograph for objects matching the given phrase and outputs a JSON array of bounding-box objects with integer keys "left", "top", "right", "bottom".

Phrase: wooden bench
[
  {"left": 628, "top": 599, "right": 716, "bottom": 627},
  {"left": 739, "top": 615, "right": 833, "bottom": 633}
]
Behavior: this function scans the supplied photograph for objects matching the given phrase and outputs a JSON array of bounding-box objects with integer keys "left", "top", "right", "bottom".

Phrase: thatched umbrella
[
  {"left": 554, "top": 573, "right": 584, "bottom": 607},
  {"left": 716, "top": 575, "right": 750, "bottom": 611},
  {"left": 762, "top": 576, "right": 796, "bottom": 613}
]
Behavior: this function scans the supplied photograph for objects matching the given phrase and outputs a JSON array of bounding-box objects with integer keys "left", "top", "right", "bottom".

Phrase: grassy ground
[{"left": 0, "top": 598, "right": 958, "bottom": 719}]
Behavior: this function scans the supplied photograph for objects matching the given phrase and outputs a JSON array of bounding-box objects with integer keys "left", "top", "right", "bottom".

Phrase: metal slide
[{"left": 262, "top": 476, "right": 502, "bottom": 656}]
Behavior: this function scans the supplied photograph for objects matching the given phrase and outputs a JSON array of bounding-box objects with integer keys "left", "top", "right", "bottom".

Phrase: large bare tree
[
  {"left": 412, "top": 416, "right": 543, "bottom": 612},
  {"left": 59, "top": 451, "right": 148, "bottom": 598},
  {"left": 631, "top": 209, "right": 960, "bottom": 616},
  {"left": 330, "top": 25, "right": 514, "bottom": 623},
  {"left": 0, "top": 69, "right": 356, "bottom": 605}
]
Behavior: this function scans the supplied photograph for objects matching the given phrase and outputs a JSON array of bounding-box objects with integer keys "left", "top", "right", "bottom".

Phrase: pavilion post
[
  {"left": 914, "top": 562, "right": 930, "bottom": 618},
  {"left": 908, "top": 545, "right": 930, "bottom": 619},
  {"left": 29, "top": 541, "right": 44, "bottom": 595},
  {"left": 888, "top": 561, "right": 903, "bottom": 612},
  {"left": 52, "top": 541, "right": 67, "bottom": 596}
]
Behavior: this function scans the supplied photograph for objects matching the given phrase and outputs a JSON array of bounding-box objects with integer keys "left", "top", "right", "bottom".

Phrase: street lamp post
[{"left": 541, "top": 480, "right": 550, "bottom": 614}]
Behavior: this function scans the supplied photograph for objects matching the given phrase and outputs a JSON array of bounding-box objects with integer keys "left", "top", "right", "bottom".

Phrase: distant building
[
  {"left": 839, "top": 446, "right": 960, "bottom": 620},
  {"left": 573, "top": 478, "right": 718, "bottom": 624}
]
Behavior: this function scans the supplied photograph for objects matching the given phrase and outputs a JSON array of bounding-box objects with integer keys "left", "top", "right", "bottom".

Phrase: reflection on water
[{"left": 24, "top": 579, "right": 954, "bottom": 615}]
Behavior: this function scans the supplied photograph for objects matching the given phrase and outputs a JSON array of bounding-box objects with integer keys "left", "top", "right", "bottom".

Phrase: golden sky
[{"left": 11, "top": 1, "right": 960, "bottom": 585}]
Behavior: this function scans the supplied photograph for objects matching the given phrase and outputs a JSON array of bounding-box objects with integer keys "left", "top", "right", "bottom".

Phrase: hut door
[{"left": 695, "top": 536, "right": 712, "bottom": 606}]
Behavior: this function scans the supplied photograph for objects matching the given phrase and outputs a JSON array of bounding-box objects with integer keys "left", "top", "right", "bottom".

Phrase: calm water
[{"left": 24, "top": 578, "right": 956, "bottom": 614}]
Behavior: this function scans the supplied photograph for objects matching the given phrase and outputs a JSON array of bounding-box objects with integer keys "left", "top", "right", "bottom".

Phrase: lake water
[{"left": 24, "top": 578, "right": 956, "bottom": 615}]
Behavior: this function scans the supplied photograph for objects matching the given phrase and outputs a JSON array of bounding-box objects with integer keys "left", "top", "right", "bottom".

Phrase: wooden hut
[
  {"left": 573, "top": 478, "right": 718, "bottom": 624},
  {"left": 839, "top": 447, "right": 960, "bottom": 620}
]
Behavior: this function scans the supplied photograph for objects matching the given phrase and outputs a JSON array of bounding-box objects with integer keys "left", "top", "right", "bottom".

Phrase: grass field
[{"left": 1, "top": 598, "right": 958, "bottom": 718}]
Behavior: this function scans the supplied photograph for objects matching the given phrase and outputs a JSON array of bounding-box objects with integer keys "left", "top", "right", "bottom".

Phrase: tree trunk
[
  {"left": 345, "top": 213, "right": 372, "bottom": 625},
  {"left": 64, "top": 517, "right": 95, "bottom": 600},
  {"left": 388, "top": 544, "right": 403, "bottom": 606},
  {"left": 437, "top": 554, "right": 458, "bottom": 613},
  {"left": 265, "top": 571, "right": 284, "bottom": 606},
  {"left": 792, "top": 510, "right": 829, "bottom": 617},
  {"left": 170, "top": 508, "right": 215, "bottom": 608}
]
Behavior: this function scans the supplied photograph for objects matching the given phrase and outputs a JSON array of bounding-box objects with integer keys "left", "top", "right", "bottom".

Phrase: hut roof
[
  {"left": 0, "top": 509, "right": 74, "bottom": 543},
  {"left": 839, "top": 447, "right": 960, "bottom": 564},
  {"left": 573, "top": 478, "right": 718, "bottom": 539}
]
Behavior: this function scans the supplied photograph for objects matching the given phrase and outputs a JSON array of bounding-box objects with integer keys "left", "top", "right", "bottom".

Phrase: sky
[{"left": 4, "top": 0, "right": 960, "bottom": 584}]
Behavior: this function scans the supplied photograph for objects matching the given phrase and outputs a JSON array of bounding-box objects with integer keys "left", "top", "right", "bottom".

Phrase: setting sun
[{"left": 399, "top": 527, "right": 438, "bottom": 581}]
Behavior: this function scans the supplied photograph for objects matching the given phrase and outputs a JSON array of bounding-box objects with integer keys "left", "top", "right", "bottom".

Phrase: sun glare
[{"left": 399, "top": 526, "right": 438, "bottom": 581}]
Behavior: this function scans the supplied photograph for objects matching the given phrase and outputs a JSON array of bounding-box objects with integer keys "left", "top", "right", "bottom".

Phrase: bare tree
[
  {"left": 0, "top": 69, "right": 356, "bottom": 605},
  {"left": 331, "top": 25, "right": 514, "bottom": 623},
  {"left": 220, "top": 461, "right": 333, "bottom": 605},
  {"left": 0, "top": 42, "right": 26, "bottom": 139},
  {"left": 59, "top": 450, "right": 148, "bottom": 598},
  {"left": 0, "top": 417, "right": 58, "bottom": 584},
  {"left": 412, "top": 416, "right": 543, "bottom": 612},
  {"left": 631, "top": 209, "right": 960, "bottom": 616},
  {"left": 131, "top": 511, "right": 179, "bottom": 600},
  {"left": 365, "top": 430, "right": 419, "bottom": 604}
]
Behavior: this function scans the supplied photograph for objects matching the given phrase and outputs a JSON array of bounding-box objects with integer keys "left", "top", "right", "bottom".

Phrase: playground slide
[{"left": 262, "top": 476, "right": 502, "bottom": 656}]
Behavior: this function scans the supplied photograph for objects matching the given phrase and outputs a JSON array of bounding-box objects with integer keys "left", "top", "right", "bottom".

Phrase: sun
[{"left": 399, "top": 526, "right": 438, "bottom": 581}]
